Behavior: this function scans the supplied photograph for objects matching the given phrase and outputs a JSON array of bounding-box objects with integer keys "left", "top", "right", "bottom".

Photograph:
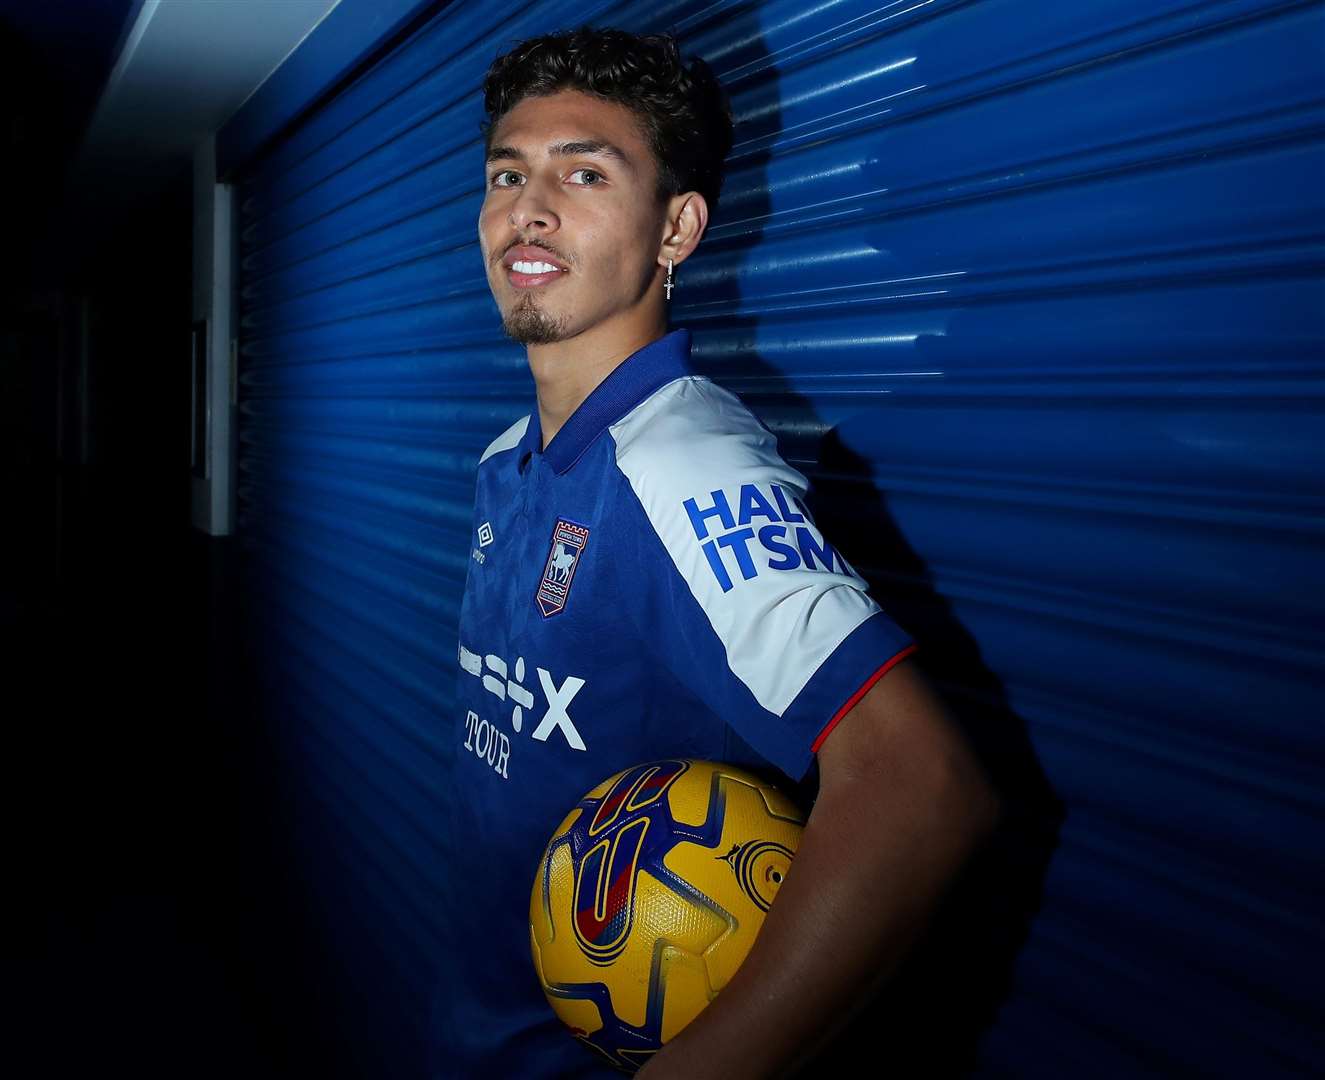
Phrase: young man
[{"left": 445, "top": 28, "right": 998, "bottom": 1077}]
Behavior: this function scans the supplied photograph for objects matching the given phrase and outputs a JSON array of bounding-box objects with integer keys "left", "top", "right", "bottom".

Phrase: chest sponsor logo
[
  {"left": 458, "top": 643, "right": 587, "bottom": 779},
  {"left": 536, "top": 518, "right": 590, "bottom": 617},
  {"left": 683, "top": 483, "right": 848, "bottom": 593}
]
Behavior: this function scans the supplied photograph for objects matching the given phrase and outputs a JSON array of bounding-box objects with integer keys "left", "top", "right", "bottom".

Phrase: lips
[{"left": 502, "top": 244, "right": 568, "bottom": 288}]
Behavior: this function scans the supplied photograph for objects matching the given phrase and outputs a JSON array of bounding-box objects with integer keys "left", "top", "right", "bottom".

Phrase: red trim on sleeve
[{"left": 809, "top": 644, "right": 918, "bottom": 755}]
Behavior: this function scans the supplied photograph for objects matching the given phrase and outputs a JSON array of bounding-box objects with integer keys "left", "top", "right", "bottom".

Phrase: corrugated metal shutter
[{"left": 233, "top": 1, "right": 1324, "bottom": 1075}]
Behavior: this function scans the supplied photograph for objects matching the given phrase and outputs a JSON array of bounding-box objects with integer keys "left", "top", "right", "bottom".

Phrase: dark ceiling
[{"left": 0, "top": 0, "right": 138, "bottom": 288}]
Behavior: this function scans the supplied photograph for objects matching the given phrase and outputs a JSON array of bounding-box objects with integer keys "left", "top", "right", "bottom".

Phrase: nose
[{"left": 508, "top": 179, "right": 560, "bottom": 234}]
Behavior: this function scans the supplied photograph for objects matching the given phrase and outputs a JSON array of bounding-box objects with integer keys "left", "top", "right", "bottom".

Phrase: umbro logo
[{"left": 478, "top": 521, "right": 494, "bottom": 547}]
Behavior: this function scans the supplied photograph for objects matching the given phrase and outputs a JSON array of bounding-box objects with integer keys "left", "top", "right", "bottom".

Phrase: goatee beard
[{"left": 502, "top": 298, "right": 569, "bottom": 345}]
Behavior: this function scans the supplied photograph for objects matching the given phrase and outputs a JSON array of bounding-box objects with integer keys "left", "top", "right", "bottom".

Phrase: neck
[{"left": 529, "top": 308, "right": 668, "bottom": 449}]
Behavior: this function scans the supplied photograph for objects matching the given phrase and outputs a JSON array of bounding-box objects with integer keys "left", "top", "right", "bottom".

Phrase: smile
[
  {"left": 505, "top": 260, "right": 567, "bottom": 288},
  {"left": 501, "top": 244, "right": 569, "bottom": 288}
]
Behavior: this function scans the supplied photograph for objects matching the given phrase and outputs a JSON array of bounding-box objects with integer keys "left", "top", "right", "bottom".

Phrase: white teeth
[{"left": 512, "top": 260, "right": 561, "bottom": 274}]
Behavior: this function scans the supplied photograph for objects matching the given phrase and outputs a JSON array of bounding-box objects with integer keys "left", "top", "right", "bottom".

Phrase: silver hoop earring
[{"left": 664, "top": 259, "right": 674, "bottom": 301}]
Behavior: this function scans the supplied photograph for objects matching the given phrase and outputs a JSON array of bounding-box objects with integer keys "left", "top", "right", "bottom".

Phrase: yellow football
[{"left": 529, "top": 758, "right": 805, "bottom": 1072}]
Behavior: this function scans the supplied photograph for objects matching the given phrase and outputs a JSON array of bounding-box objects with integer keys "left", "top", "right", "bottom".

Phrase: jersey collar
[{"left": 526, "top": 329, "right": 693, "bottom": 476}]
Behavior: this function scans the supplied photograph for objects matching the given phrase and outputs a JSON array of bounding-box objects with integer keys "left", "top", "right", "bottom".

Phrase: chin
[{"left": 502, "top": 304, "right": 571, "bottom": 345}]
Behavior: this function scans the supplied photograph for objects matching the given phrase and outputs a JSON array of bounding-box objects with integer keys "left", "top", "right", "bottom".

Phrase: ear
[{"left": 658, "top": 192, "right": 709, "bottom": 269}]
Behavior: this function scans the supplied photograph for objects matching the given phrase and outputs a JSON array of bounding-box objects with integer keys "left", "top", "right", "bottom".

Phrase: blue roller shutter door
[{"left": 233, "top": 1, "right": 1324, "bottom": 1075}]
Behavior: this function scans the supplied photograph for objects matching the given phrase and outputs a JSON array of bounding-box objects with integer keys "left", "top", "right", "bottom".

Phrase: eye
[
  {"left": 490, "top": 169, "right": 524, "bottom": 188},
  {"left": 568, "top": 168, "right": 604, "bottom": 186}
]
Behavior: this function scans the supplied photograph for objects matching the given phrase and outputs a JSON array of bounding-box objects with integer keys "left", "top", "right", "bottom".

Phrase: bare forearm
[{"left": 641, "top": 665, "right": 999, "bottom": 1078}]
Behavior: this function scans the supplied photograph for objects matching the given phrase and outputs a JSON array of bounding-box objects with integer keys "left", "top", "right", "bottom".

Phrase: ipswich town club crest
[{"left": 536, "top": 519, "right": 590, "bottom": 617}]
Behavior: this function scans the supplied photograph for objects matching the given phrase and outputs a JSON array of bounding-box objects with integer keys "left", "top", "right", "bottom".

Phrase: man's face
[{"left": 478, "top": 89, "right": 668, "bottom": 345}]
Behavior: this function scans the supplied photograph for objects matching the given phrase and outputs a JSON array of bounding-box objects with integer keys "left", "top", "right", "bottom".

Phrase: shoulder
[
  {"left": 479, "top": 415, "right": 530, "bottom": 466},
  {"left": 603, "top": 374, "right": 885, "bottom": 734},
  {"left": 608, "top": 375, "right": 805, "bottom": 495}
]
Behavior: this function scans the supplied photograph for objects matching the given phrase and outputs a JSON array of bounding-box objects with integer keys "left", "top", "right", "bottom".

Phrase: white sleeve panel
[
  {"left": 479, "top": 415, "right": 530, "bottom": 465},
  {"left": 609, "top": 376, "right": 881, "bottom": 718}
]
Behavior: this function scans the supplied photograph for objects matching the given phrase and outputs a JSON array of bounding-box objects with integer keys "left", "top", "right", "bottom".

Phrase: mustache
[{"left": 495, "top": 238, "right": 572, "bottom": 266}]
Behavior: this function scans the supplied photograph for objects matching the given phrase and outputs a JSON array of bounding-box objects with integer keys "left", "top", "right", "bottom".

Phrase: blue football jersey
[{"left": 436, "top": 329, "right": 913, "bottom": 1076}]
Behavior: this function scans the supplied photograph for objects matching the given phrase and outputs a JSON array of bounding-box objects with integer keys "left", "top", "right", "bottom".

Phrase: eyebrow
[{"left": 485, "top": 140, "right": 633, "bottom": 167}]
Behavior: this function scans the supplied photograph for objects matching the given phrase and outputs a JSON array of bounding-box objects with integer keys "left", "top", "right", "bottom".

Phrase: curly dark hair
[{"left": 482, "top": 27, "right": 733, "bottom": 214}]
